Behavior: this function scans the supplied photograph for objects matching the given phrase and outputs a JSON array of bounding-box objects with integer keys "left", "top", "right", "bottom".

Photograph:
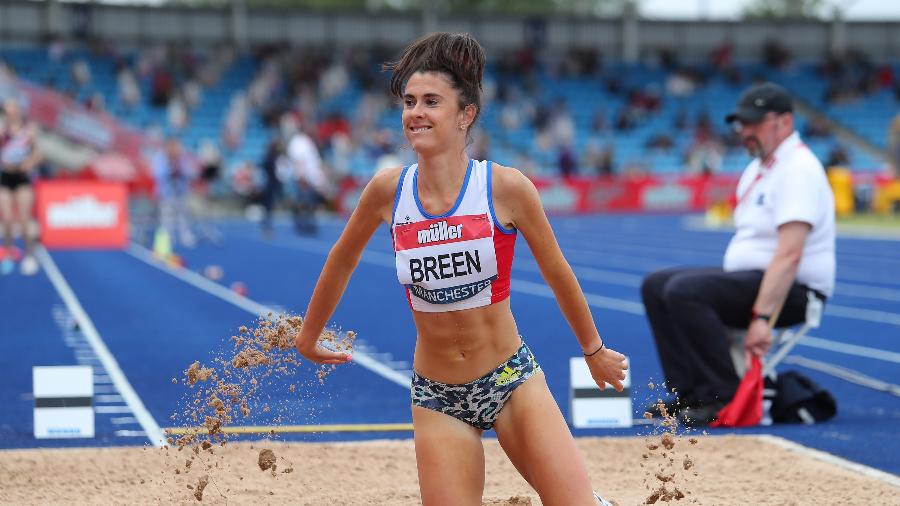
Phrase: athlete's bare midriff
[{"left": 410, "top": 298, "right": 522, "bottom": 384}]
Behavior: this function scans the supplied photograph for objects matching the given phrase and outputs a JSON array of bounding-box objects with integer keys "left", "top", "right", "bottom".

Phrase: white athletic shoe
[
  {"left": 594, "top": 491, "right": 614, "bottom": 506},
  {"left": 20, "top": 255, "right": 38, "bottom": 276}
]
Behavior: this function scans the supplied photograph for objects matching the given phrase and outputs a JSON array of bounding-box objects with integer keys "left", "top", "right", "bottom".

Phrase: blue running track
[{"left": 1, "top": 214, "right": 898, "bottom": 478}]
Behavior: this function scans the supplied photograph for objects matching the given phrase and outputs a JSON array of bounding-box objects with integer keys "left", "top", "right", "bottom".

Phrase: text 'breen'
[{"left": 410, "top": 250, "right": 482, "bottom": 283}]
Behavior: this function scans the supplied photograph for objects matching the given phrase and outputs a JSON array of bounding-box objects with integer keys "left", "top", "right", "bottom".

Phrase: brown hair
[{"left": 384, "top": 32, "right": 485, "bottom": 134}]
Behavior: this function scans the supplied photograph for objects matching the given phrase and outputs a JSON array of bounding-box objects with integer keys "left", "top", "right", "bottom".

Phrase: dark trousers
[
  {"left": 640, "top": 267, "right": 817, "bottom": 406},
  {"left": 292, "top": 181, "right": 322, "bottom": 235}
]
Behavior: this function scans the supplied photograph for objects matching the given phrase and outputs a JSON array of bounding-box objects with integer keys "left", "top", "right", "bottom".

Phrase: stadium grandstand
[{"left": 1, "top": 0, "right": 899, "bottom": 211}]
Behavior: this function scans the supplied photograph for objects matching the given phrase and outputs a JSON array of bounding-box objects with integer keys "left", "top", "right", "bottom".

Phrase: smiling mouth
[{"left": 409, "top": 126, "right": 432, "bottom": 133}]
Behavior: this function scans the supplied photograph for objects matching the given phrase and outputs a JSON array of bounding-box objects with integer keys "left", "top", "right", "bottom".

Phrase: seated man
[{"left": 641, "top": 82, "right": 835, "bottom": 426}]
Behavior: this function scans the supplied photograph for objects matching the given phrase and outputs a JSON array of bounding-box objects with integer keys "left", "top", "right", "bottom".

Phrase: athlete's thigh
[
  {"left": 493, "top": 372, "right": 595, "bottom": 506},
  {"left": 13, "top": 185, "right": 33, "bottom": 222},
  {"left": 0, "top": 188, "right": 13, "bottom": 221},
  {"left": 412, "top": 406, "right": 485, "bottom": 506}
]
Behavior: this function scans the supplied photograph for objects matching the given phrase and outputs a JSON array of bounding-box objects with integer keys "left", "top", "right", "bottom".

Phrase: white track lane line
[
  {"left": 755, "top": 434, "right": 900, "bottom": 489},
  {"left": 822, "top": 304, "right": 900, "bottom": 327},
  {"left": 126, "top": 244, "right": 412, "bottom": 389},
  {"left": 799, "top": 336, "right": 900, "bottom": 364},
  {"left": 834, "top": 282, "right": 900, "bottom": 303},
  {"left": 37, "top": 247, "right": 166, "bottom": 447},
  {"left": 783, "top": 355, "right": 900, "bottom": 396}
]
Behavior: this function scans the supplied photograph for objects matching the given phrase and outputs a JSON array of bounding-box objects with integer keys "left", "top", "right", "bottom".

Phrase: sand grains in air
[
  {"left": 640, "top": 394, "right": 702, "bottom": 505},
  {"left": 162, "top": 312, "right": 356, "bottom": 501}
]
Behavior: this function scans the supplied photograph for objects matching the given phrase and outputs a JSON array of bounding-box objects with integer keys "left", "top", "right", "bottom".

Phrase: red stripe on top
[
  {"left": 393, "top": 213, "right": 492, "bottom": 252},
  {"left": 490, "top": 225, "right": 517, "bottom": 304}
]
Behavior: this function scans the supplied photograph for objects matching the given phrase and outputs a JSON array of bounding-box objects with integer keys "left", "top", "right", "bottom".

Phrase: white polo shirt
[{"left": 723, "top": 132, "right": 836, "bottom": 297}]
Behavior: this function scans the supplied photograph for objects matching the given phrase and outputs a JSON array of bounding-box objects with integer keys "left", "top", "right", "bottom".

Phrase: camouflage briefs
[{"left": 411, "top": 341, "right": 541, "bottom": 430}]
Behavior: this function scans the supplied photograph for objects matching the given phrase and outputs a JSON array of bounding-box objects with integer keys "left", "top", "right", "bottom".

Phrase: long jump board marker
[
  {"left": 165, "top": 423, "right": 415, "bottom": 435},
  {"left": 33, "top": 366, "right": 94, "bottom": 438},
  {"left": 36, "top": 247, "right": 166, "bottom": 447},
  {"left": 570, "top": 356, "right": 632, "bottom": 428}
]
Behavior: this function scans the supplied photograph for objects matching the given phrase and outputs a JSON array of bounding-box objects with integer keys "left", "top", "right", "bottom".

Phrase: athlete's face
[
  {"left": 401, "top": 71, "right": 475, "bottom": 155},
  {"left": 735, "top": 112, "right": 793, "bottom": 160}
]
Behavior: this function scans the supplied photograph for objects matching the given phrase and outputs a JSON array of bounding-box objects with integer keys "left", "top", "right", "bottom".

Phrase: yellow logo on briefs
[{"left": 495, "top": 366, "right": 520, "bottom": 386}]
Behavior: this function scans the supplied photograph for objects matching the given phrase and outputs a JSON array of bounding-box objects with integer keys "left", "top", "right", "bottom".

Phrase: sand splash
[{"left": 161, "top": 312, "right": 355, "bottom": 501}]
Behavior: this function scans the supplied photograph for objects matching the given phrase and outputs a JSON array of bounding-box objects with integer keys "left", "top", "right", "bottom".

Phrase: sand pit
[
  {"left": 0, "top": 435, "right": 895, "bottom": 505},
  {"left": 12, "top": 318, "right": 886, "bottom": 505}
]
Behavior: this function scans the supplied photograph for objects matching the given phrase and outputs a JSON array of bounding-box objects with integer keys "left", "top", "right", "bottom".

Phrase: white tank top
[
  {"left": 391, "top": 159, "right": 517, "bottom": 313},
  {"left": 1, "top": 126, "right": 32, "bottom": 167}
]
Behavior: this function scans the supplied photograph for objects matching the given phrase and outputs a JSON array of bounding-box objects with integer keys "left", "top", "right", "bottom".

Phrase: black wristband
[
  {"left": 583, "top": 342, "right": 604, "bottom": 357},
  {"left": 752, "top": 310, "right": 772, "bottom": 322}
]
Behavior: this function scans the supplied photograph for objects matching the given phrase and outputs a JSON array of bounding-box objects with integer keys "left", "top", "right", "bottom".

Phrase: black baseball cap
[{"left": 725, "top": 82, "right": 793, "bottom": 124}]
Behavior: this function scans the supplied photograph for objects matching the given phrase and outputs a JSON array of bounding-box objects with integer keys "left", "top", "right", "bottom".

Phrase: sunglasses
[{"left": 733, "top": 112, "right": 787, "bottom": 133}]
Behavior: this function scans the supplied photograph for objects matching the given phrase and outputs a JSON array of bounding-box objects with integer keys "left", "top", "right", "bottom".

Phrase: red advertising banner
[
  {"left": 35, "top": 181, "right": 129, "bottom": 249},
  {"left": 334, "top": 173, "right": 743, "bottom": 215}
]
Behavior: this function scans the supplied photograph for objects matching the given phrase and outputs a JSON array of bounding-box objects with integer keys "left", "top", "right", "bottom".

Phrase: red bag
[{"left": 710, "top": 356, "right": 763, "bottom": 427}]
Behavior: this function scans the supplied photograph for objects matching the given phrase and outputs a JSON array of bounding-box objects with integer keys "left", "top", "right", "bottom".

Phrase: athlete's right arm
[{"left": 294, "top": 167, "right": 402, "bottom": 364}]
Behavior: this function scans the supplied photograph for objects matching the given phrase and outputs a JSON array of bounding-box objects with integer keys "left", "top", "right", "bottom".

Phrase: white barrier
[
  {"left": 569, "top": 357, "right": 632, "bottom": 428},
  {"left": 33, "top": 366, "right": 94, "bottom": 439}
]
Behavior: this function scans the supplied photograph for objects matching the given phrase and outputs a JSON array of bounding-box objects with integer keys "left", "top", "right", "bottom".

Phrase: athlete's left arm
[{"left": 493, "top": 165, "right": 627, "bottom": 390}]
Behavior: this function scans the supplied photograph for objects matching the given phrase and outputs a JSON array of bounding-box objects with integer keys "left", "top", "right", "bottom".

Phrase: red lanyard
[{"left": 737, "top": 158, "right": 775, "bottom": 207}]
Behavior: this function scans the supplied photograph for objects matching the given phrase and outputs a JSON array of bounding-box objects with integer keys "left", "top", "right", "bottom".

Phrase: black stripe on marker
[
  {"left": 573, "top": 388, "right": 631, "bottom": 399},
  {"left": 35, "top": 397, "right": 93, "bottom": 408}
]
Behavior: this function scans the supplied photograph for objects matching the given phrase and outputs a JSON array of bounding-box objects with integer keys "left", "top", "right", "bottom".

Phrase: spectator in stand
[
  {"left": 549, "top": 99, "right": 575, "bottom": 148},
  {"left": 0, "top": 100, "right": 42, "bottom": 276},
  {"left": 193, "top": 139, "right": 223, "bottom": 244},
  {"left": 686, "top": 137, "right": 724, "bottom": 176},
  {"left": 151, "top": 67, "right": 173, "bottom": 107},
  {"left": 71, "top": 59, "right": 91, "bottom": 89},
  {"left": 117, "top": 67, "right": 142, "bottom": 110},
  {"left": 259, "top": 137, "right": 287, "bottom": 236},
  {"left": 890, "top": 113, "right": 900, "bottom": 178},
  {"left": 283, "top": 113, "right": 328, "bottom": 235},
  {"left": 167, "top": 95, "right": 188, "bottom": 131},
  {"left": 665, "top": 70, "right": 697, "bottom": 98},
  {"left": 646, "top": 133, "right": 675, "bottom": 151},
  {"left": 710, "top": 40, "right": 734, "bottom": 71},
  {"left": 584, "top": 141, "right": 615, "bottom": 178},
  {"left": 763, "top": 38, "right": 791, "bottom": 69},
  {"left": 825, "top": 146, "right": 850, "bottom": 169},
  {"left": 317, "top": 111, "right": 351, "bottom": 149},
  {"left": 804, "top": 117, "right": 832, "bottom": 139},
  {"left": 152, "top": 137, "right": 197, "bottom": 248},
  {"left": 558, "top": 145, "right": 577, "bottom": 178},
  {"left": 222, "top": 92, "right": 249, "bottom": 151}
]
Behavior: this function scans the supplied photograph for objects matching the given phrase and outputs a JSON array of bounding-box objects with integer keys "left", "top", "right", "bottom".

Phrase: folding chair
[
  {"left": 725, "top": 291, "right": 824, "bottom": 425},
  {"left": 729, "top": 290, "right": 825, "bottom": 379}
]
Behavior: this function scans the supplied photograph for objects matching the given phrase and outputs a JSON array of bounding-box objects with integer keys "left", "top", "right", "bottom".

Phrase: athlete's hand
[
  {"left": 295, "top": 336, "right": 352, "bottom": 365},
  {"left": 584, "top": 345, "right": 628, "bottom": 392}
]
